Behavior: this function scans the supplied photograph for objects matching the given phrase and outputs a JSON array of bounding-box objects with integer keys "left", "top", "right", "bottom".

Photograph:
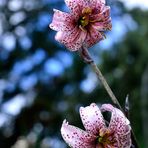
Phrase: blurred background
[{"left": 0, "top": 0, "right": 148, "bottom": 147}]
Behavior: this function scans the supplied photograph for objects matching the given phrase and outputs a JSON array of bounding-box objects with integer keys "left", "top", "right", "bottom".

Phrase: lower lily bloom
[{"left": 61, "top": 103, "right": 131, "bottom": 148}]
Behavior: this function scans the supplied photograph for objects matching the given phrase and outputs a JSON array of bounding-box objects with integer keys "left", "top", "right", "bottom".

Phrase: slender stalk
[
  {"left": 78, "top": 46, "right": 139, "bottom": 148},
  {"left": 90, "top": 62, "right": 122, "bottom": 109}
]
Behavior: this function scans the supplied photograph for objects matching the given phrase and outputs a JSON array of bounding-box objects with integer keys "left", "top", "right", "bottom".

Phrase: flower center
[
  {"left": 79, "top": 7, "right": 92, "bottom": 29},
  {"left": 97, "top": 128, "right": 115, "bottom": 146}
]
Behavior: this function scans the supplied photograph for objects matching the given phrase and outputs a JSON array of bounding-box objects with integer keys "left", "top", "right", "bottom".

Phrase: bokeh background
[{"left": 0, "top": 0, "right": 148, "bottom": 147}]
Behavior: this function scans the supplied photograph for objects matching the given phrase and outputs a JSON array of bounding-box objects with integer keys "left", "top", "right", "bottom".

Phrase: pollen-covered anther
[{"left": 79, "top": 7, "right": 92, "bottom": 28}]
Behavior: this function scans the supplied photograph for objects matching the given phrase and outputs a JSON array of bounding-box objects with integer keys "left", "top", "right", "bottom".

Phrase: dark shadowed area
[{"left": 0, "top": 0, "right": 148, "bottom": 147}]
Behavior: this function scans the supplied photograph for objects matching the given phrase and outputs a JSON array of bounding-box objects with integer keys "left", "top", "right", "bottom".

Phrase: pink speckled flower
[
  {"left": 49, "top": 0, "right": 112, "bottom": 51},
  {"left": 61, "top": 103, "right": 131, "bottom": 148}
]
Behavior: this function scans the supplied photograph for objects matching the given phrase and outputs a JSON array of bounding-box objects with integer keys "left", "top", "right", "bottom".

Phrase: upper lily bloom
[
  {"left": 61, "top": 103, "right": 131, "bottom": 148},
  {"left": 49, "top": 0, "right": 112, "bottom": 51}
]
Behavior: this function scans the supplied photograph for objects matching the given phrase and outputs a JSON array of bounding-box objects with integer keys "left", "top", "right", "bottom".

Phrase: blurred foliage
[{"left": 0, "top": 0, "right": 148, "bottom": 148}]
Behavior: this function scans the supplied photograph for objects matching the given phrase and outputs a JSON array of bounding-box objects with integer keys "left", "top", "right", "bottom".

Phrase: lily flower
[
  {"left": 49, "top": 0, "right": 112, "bottom": 51},
  {"left": 61, "top": 103, "right": 131, "bottom": 148}
]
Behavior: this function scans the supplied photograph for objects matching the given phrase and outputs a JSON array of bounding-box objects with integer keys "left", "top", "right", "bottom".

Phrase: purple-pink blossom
[
  {"left": 49, "top": 0, "right": 112, "bottom": 51},
  {"left": 61, "top": 103, "right": 131, "bottom": 148}
]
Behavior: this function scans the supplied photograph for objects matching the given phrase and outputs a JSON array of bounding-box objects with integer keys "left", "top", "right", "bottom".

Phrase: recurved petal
[
  {"left": 101, "top": 104, "right": 131, "bottom": 136},
  {"left": 61, "top": 120, "right": 96, "bottom": 148},
  {"left": 55, "top": 27, "right": 87, "bottom": 51},
  {"left": 49, "top": 9, "right": 75, "bottom": 32},
  {"left": 84, "top": 25, "right": 103, "bottom": 48},
  {"left": 87, "top": 0, "right": 105, "bottom": 9},
  {"left": 79, "top": 103, "right": 105, "bottom": 136},
  {"left": 65, "top": 0, "right": 105, "bottom": 15},
  {"left": 64, "top": 0, "right": 84, "bottom": 20},
  {"left": 118, "top": 131, "right": 132, "bottom": 148}
]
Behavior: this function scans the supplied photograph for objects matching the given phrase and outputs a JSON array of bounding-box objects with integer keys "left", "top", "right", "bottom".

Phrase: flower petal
[
  {"left": 80, "top": 103, "right": 105, "bottom": 135},
  {"left": 91, "top": 6, "right": 112, "bottom": 31},
  {"left": 49, "top": 9, "right": 75, "bottom": 32},
  {"left": 64, "top": 0, "right": 85, "bottom": 20},
  {"left": 87, "top": 0, "right": 105, "bottom": 9},
  {"left": 101, "top": 104, "right": 131, "bottom": 136},
  {"left": 84, "top": 25, "right": 103, "bottom": 48},
  {"left": 61, "top": 120, "right": 96, "bottom": 148},
  {"left": 118, "top": 132, "right": 131, "bottom": 148},
  {"left": 55, "top": 27, "right": 87, "bottom": 51}
]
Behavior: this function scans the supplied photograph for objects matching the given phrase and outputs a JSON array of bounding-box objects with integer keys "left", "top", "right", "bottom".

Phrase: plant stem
[
  {"left": 90, "top": 62, "right": 122, "bottom": 109},
  {"left": 79, "top": 46, "right": 139, "bottom": 148}
]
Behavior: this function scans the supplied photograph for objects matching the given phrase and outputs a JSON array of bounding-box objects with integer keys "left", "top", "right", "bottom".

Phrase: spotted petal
[
  {"left": 61, "top": 120, "right": 96, "bottom": 148},
  {"left": 101, "top": 104, "right": 131, "bottom": 148},
  {"left": 84, "top": 25, "right": 103, "bottom": 48},
  {"left": 64, "top": 0, "right": 85, "bottom": 20},
  {"left": 49, "top": 9, "right": 75, "bottom": 32},
  {"left": 80, "top": 103, "right": 105, "bottom": 135},
  {"left": 55, "top": 27, "right": 87, "bottom": 51}
]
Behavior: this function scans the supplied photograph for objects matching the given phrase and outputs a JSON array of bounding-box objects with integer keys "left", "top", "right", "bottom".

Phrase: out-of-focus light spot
[
  {"left": 15, "top": 26, "right": 26, "bottom": 37},
  {"left": 33, "top": 123, "right": 43, "bottom": 134},
  {"left": 63, "top": 84, "right": 74, "bottom": 95},
  {"left": 9, "top": 11, "right": 26, "bottom": 25},
  {"left": 0, "top": 0, "right": 6, "bottom": 7},
  {"left": 57, "top": 101, "right": 68, "bottom": 112},
  {"left": 8, "top": 0, "right": 23, "bottom": 11},
  {"left": 11, "top": 58, "right": 33, "bottom": 78},
  {"left": 0, "top": 79, "right": 7, "bottom": 91},
  {"left": 19, "top": 36, "right": 32, "bottom": 50},
  {"left": 19, "top": 74, "right": 37, "bottom": 91},
  {"left": 39, "top": 111, "right": 50, "bottom": 121},
  {"left": 2, "top": 33, "right": 16, "bottom": 51},
  {"left": 56, "top": 51, "right": 73, "bottom": 68},
  {"left": 36, "top": 13, "right": 50, "bottom": 30},
  {"left": 32, "top": 49, "right": 46, "bottom": 65},
  {"left": 2, "top": 95, "right": 26, "bottom": 115},
  {"left": 0, "top": 14, "right": 4, "bottom": 35},
  {"left": 11, "top": 137, "right": 29, "bottom": 148},
  {"left": 44, "top": 58, "right": 64, "bottom": 76},
  {"left": 100, "top": 19, "right": 127, "bottom": 50},
  {"left": 119, "top": 0, "right": 148, "bottom": 10},
  {"left": 123, "top": 14, "right": 138, "bottom": 31},
  {"left": 0, "top": 113, "right": 8, "bottom": 127},
  {"left": 23, "top": 1, "right": 40, "bottom": 11},
  {"left": 41, "top": 137, "right": 66, "bottom": 148},
  {"left": 80, "top": 72, "right": 98, "bottom": 93}
]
